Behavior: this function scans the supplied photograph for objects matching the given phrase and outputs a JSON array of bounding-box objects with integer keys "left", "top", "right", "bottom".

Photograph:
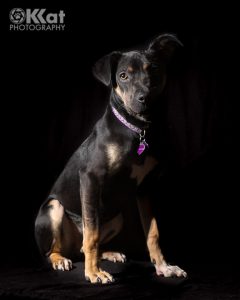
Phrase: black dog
[{"left": 35, "top": 34, "right": 187, "bottom": 284}]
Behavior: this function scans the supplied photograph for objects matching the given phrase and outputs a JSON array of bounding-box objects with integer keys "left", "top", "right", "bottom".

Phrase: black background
[{"left": 3, "top": 3, "right": 238, "bottom": 273}]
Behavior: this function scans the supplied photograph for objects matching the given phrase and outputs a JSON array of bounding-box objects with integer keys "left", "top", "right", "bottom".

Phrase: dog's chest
[
  {"left": 105, "top": 136, "right": 158, "bottom": 179},
  {"left": 130, "top": 156, "right": 158, "bottom": 185},
  {"left": 105, "top": 139, "right": 137, "bottom": 172},
  {"left": 100, "top": 154, "right": 158, "bottom": 222},
  {"left": 106, "top": 143, "right": 123, "bottom": 170}
]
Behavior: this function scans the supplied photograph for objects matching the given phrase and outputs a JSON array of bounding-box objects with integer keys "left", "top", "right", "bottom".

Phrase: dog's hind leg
[
  {"left": 35, "top": 199, "right": 73, "bottom": 271},
  {"left": 99, "top": 214, "right": 126, "bottom": 263}
]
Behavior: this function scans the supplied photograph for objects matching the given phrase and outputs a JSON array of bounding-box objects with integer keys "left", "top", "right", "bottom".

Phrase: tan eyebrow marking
[
  {"left": 127, "top": 66, "right": 134, "bottom": 72},
  {"left": 143, "top": 63, "right": 149, "bottom": 70}
]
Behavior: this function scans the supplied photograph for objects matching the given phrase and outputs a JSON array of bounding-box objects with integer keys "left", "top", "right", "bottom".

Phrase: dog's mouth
[
  {"left": 126, "top": 105, "right": 151, "bottom": 122},
  {"left": 113, "top": 89, "right": 152, "bottom": 122},
  {"left": 137, "top": 110, "right": 151, "bottom": 121}
]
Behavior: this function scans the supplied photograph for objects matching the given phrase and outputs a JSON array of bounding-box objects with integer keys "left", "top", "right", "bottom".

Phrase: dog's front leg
[
  {"left": 80, "top": 173, "right": 114, "bottom": 284},
  {"left": 137, "top": 196, "right": 187, "bottom": 277}
]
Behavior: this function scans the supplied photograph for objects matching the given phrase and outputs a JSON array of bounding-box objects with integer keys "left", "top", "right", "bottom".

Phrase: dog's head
[{"left": 93, "top": 34, "right": 182, "bottom": 120}]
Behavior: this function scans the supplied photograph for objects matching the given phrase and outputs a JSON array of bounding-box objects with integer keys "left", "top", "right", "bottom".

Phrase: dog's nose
[{"left": 138, "top": 95, "right": 145, "bottom": 103}]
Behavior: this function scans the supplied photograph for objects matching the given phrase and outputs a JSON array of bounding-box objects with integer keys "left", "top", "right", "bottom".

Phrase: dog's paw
[
  {"left": 51, "top": 257, "right": 73, "bottom": 271},
  {"left": 101, "top": 251, "right": 127, "bottom": 263},
  {"left": 155, "top": 263, "right": 187, "bottom": 278},
  {"left": 85, "top": 268, "right": 115, "bottom": 284}
]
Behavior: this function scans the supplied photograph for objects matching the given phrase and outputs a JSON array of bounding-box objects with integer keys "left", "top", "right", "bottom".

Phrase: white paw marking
[
  {"left": 155, "top": 263, "right": 187, "bottom": 277},
  {"left": 52, "top": 258, "right": 73, "bottom": 271},
  {"left": 101, "top": 252, "right": 126, "bottom": 263},
  {"left": 85, "top": 269, "right": 115, "bottom": 284}
]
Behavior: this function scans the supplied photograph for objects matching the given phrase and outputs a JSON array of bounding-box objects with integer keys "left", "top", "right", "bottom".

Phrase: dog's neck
[
  {"left": 109, "top": 91, "right": 150, "bottom": 131},
  {"left": 105, "top": 91, "right": 151, "bottom": 155}
]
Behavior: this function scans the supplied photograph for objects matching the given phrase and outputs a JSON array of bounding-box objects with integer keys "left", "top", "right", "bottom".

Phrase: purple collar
[
  {"left": 111, "top": 105, "right": 149, "bottom": 155},
  {"left": 111, "top": 106, "right": 142, "bottom": 134}
]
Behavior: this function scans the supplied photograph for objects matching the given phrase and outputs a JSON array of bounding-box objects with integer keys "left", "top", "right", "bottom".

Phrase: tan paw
[
  {"left": 155, "top": 262, "right": 187, "bottom": 277},
  {"left": 101, "top": 251, "right": 127, "bottom": 263},
  {"left": 85, "top": 268, "right": 115, "bottom": 284},
  {"left": 50, "top": 255, "right": 73, "bottom": 271}
]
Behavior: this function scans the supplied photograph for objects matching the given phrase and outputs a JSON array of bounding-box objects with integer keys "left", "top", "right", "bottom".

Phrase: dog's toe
[
  {"left": 101, "top": 251, "right": 127, "bottom": 263},
  {"left": 85, "top": 269, "right": 114, "bottom": 284},
  {"left": 155, "top": 263, "right": 187, "bottom": 278},
  {"left": 52, "top": 257, "right": 72, "bottom": 271},
  {"left": 120, "top": 253, "right": 127, "bottom": 263}
]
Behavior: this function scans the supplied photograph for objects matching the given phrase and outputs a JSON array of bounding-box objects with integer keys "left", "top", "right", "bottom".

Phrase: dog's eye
[{"left": 119, "top": 72, "right": 128, "bottom": 80}]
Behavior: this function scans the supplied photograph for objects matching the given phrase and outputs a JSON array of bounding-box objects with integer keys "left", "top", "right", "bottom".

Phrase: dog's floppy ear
[
  {"left": 147, "top": 33, "right": 183, "bottom": 60},
  {"left": 93, "top": 51, "right": 122, "bottom": 86}
]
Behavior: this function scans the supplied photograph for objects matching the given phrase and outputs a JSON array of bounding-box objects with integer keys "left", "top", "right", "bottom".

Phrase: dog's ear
[
  {"left": 93, "top": 51, "right": 122, "bottom": 86},
  {"left": 147, "top": 33, "right": 183, "bottom": 61}
]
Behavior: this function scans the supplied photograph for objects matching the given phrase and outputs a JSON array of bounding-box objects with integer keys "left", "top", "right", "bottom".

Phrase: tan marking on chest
[
  {"left": 107, "top": 143, "right": 121, "bottom": 170},
  {"left": 131, "top": 156, "right": 158, "bottom": 185}
]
